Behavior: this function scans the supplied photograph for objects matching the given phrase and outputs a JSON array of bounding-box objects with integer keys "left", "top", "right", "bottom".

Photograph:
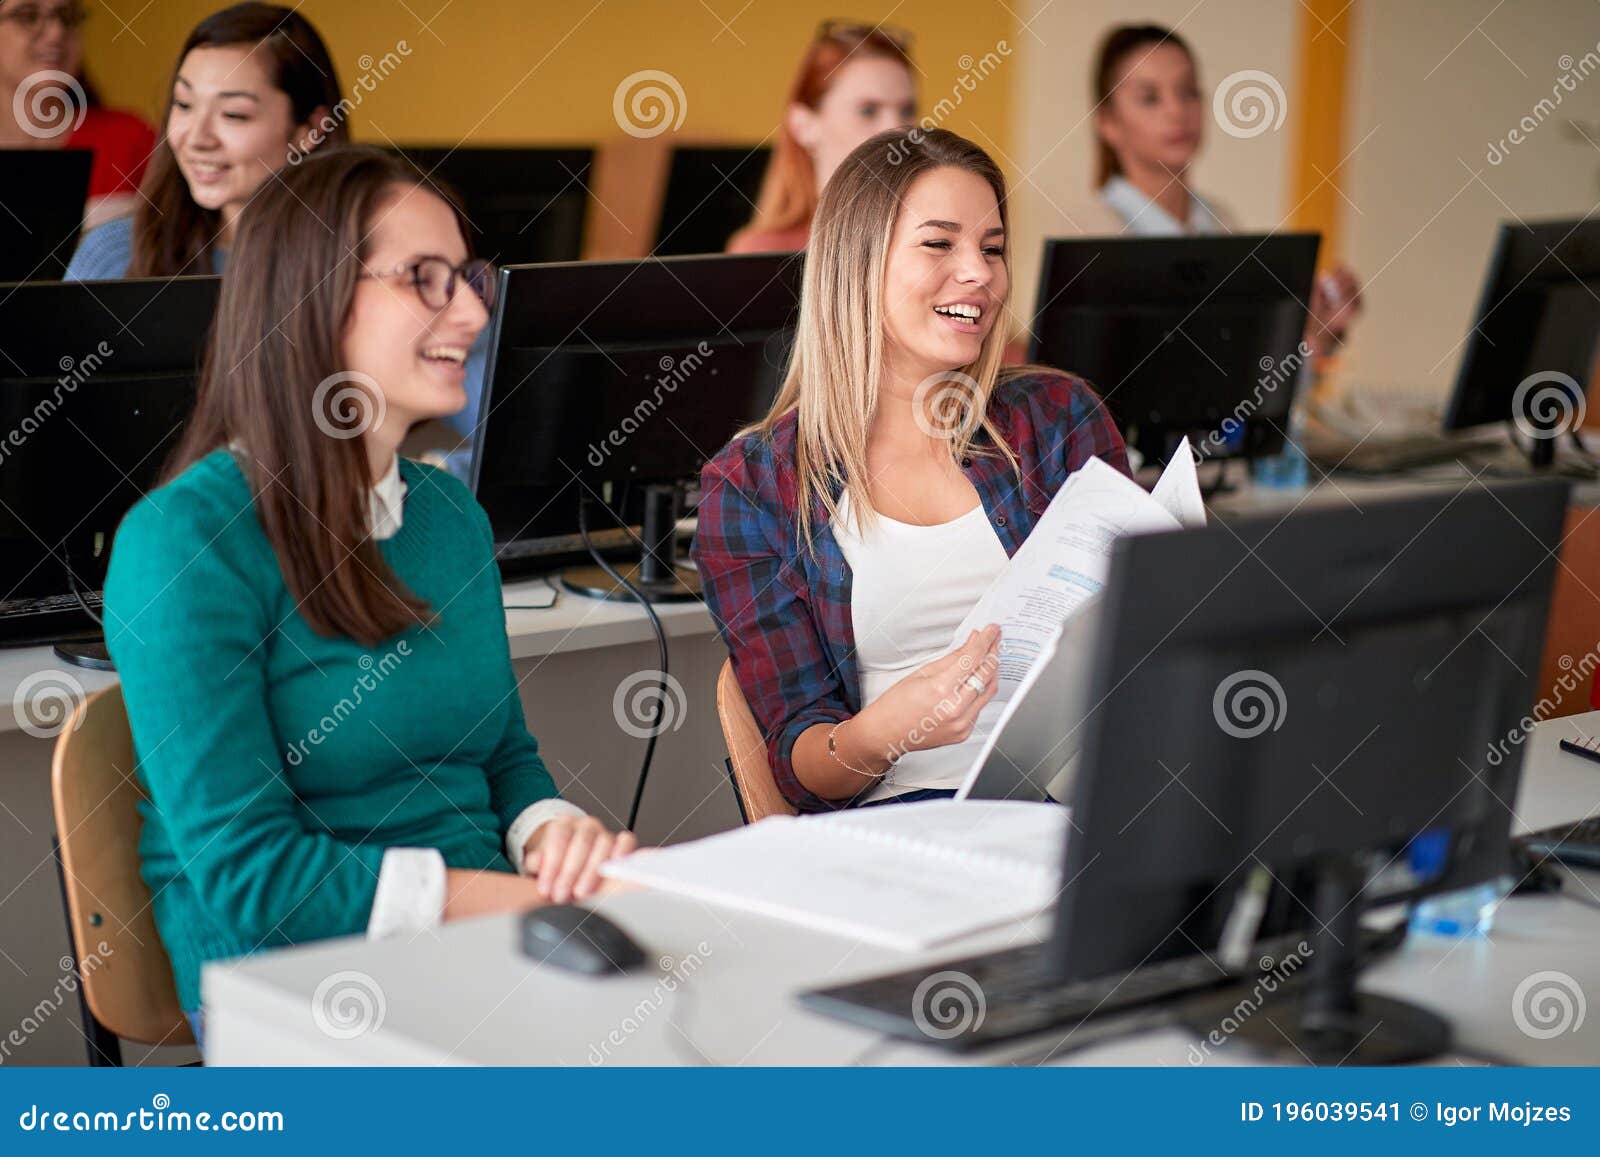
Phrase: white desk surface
[
  {"left": 0, "top": 577, "right": 715, "bottom": 739},
  {"left": 204, "top": 711, "right": 1600, "bottom": 1067}
]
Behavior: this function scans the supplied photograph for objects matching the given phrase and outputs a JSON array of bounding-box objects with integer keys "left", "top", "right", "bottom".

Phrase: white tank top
[{"left": 831, "top": 494, "right": 1009, "bottom": 802}]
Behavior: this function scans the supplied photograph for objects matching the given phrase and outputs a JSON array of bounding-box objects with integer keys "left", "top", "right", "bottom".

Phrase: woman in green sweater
[{"left": 103, "top": 147, "right": 636, "bottom": 1043}]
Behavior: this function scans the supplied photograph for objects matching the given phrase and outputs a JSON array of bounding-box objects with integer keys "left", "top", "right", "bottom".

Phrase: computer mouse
[{"left": 520, "top": 904, "right": 647, "bottom": 976}]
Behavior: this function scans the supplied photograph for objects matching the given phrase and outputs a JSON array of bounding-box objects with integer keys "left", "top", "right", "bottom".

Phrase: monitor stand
[
  {"left": 561, "top": 483, "right": 700, "bottom": 603},
  {"left": 1179, "top": 858, "right": 1452, "bottom": 1065}
]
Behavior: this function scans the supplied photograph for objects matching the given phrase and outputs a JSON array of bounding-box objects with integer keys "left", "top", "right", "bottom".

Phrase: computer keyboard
[
  {"left": 0, "top": 590, "right": 102, "bottom": 619},
  {"left": 1314, "top": 433, "right": 1500, "bottom": 475},
  {"left": 1517, "top": 816, "right": 1600, "bottom": 870},
  {"left": 802, "top": 933, "right": 1296, "bottom": 1052}
]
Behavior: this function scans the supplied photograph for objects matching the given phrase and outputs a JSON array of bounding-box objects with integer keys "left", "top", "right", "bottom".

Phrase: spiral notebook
[{"left": 599, "top": 800, "right": 1069, "bottom": 949}]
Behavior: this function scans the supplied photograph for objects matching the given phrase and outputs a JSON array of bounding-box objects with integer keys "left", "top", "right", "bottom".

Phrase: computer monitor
[
  {"left": 1443, "top": 217, "right": 1600, "bottom": 466},
  {"left": 0, "top": 276, "right": 221, "bottom": 665},
  {"left": 1053, "top": 477, "right": 1567, "bottom": 1063},
  {"left": 1029, "top": 234, "right": 1319, "bottom": 468},
  {"left": 0, "top": 149, "right": 91, "bottom": 280},
  {"left": 389, "top": 146, "right": 592, "bottom": 266},
  {"left": 652, "top": 145, "right": 771, "bottom": 256},
  {"left": 471, "top": 251, "right": 803, "bottom": 600}
]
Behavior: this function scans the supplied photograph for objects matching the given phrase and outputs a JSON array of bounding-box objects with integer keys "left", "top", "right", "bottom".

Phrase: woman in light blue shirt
[{"left": 1085, "top": 22, "right": 1361, "bottom": 356}]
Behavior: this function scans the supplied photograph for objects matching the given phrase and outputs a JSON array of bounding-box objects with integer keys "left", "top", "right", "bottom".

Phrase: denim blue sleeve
[{"left": 64, "top": 217, "right": 135, "bottom": 281}]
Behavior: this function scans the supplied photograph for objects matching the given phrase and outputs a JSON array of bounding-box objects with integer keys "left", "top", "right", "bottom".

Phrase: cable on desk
[
  {"left": 64, "top": 560, "right": 102, "bottom": 626},
  {"left": 578, "top": 495, "right": 666, "bottom": 834},
  {"left": 504, "top": 576, "right": 561, "bottom": 611}
]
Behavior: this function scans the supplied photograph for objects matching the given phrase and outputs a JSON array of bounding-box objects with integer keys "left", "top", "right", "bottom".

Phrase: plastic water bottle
[
  {"left": 1410, "top": 879, "right": 1513, "bottom": 938},
  {"left": 1251, "top": 392, "right": 1311, "bottom": 490},
  {"left": 1404, "top": 829, "right": 1511, "bottom": 937}
]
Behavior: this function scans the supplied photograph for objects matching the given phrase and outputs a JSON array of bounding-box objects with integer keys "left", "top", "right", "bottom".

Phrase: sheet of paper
[
  {"left": 954, "top": 447, "right": 1201, "bottom": 696},
  {"left": 1150, "top": 439, "right": 1208, "bottom": 528}
]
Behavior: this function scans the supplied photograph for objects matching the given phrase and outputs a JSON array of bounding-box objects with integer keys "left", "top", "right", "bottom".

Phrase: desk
[
  {"left": 204, "top": 710, "right": 1600, "bottom": 1066},
  {"left": 0, "top": 578, "right": 736, "bottom": 1066}
]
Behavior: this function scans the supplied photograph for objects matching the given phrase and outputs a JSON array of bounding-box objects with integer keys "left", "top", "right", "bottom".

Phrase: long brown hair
[
  {"left": 730, "top": 23, "right": 914, "bottom": 246},
  {"left": 130, "top": 3, "right": 345, "bottom": 278},
  {"left": 1091, "top": 23, "right": 1196, "bottom": 189},
  {"left": 167, "top": 147, "right": 463, "bottom": 645},
  {"left": 751, "top": 128, "right": 1017, "bottom": 548}
]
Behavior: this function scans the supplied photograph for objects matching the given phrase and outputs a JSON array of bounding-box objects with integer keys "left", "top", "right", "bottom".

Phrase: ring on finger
[{"left": 962, "top": 673, "right": 988, "bottom": 695}]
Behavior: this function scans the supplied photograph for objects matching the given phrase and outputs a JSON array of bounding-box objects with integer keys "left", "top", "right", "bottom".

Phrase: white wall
[
  {"left": 1009, "top": 1, "right": 1301, "bottom": 326},
  {"left": 1339, "top": 0, "right": 1600, "bottom": 398}
]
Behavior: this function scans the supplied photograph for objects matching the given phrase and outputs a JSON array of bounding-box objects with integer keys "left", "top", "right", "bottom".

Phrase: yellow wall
[{"left": 85, "top": 1, "right": 1014, "bottom": 156}]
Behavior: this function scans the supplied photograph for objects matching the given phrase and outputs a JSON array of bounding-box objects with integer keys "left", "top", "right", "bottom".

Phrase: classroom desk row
[
  {"left": 4, "top": 466, "right": 1599, "bottom": 1065},
  {"left": 204, "top": 707, "right": 1600, "bottom": 1066}
]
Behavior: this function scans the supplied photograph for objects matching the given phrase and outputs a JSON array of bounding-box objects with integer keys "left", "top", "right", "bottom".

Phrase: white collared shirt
[{"left": 1099, "top": 175, "right": 1231, "bottom": 236}]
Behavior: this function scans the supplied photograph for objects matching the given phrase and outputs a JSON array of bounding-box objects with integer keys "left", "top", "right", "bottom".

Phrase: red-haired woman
[{"left": 727, "top": 21, "right": 916, "bottom": 254}]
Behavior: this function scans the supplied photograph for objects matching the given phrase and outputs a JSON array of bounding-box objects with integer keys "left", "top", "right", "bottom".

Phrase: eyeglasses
[
  {"left": 815, "top": 19, "right": 913, "bottom": 51},
  {"left": 1, "top": 3, "right": 89, "bottom": 33},
  {"left": 360, "top": 256, "right": 497, "bottom": 311}
]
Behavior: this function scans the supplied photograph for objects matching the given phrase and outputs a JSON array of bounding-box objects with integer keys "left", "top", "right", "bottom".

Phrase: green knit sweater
[{"left": 104, "top": 449, "right": 561, "bottom": 1010}]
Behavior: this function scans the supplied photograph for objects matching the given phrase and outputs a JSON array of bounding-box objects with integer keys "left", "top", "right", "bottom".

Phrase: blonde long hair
[{"left": 750, "top": 128, "right": 1018, "bottom": 547}]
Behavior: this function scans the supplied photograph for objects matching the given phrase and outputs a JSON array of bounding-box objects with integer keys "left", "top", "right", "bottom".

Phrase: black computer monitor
[
  {"left": 652, "top": 145, "right": 771, "bottom": 256},
  {"left": 0, "top": 276, "right": 220, "bottom": 664},
  {"left": 1443, "top": 217, "right": 1600, "bottom": 466},
  {"left": 389, "top": 146, "right": 592, "bottom": 266},
  {"left": 471, "top": 251, "right": 803, "bottom": 600},
  {"left": 1, "top": 149, "right": 91, "bottom": 281},
  {"left": 1054, "top": 477, "right": 1567, "bottom": 1063},
  {"left": 1029, "top": 233, "right": 1319, "bottom": 468}
]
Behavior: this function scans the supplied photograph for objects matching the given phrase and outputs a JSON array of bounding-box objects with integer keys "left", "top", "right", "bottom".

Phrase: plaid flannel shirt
[{"left": 691, "top": 370, "right": 1130, "bottom": 813}]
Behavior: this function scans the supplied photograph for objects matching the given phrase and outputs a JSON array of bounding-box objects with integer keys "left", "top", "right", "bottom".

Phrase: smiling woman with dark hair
[
  {"left": 102, "top": 146, "right": 635, "bottom": 1047},
  {"left": 65, "top": 1, "right": 345, "bottom": 280}
]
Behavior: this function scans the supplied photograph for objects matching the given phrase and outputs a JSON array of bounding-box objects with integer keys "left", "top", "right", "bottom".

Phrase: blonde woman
[{"left": 694, "top": 128, "right": 1129, "bottom": 812}]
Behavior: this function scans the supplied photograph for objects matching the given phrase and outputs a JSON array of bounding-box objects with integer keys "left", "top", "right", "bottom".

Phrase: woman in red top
[
  {"left": 726, "top": 21, "right": 917, "bottom": 255},
  {"left": 0, "top": 0, "right": 156, "bottom": 227}
]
